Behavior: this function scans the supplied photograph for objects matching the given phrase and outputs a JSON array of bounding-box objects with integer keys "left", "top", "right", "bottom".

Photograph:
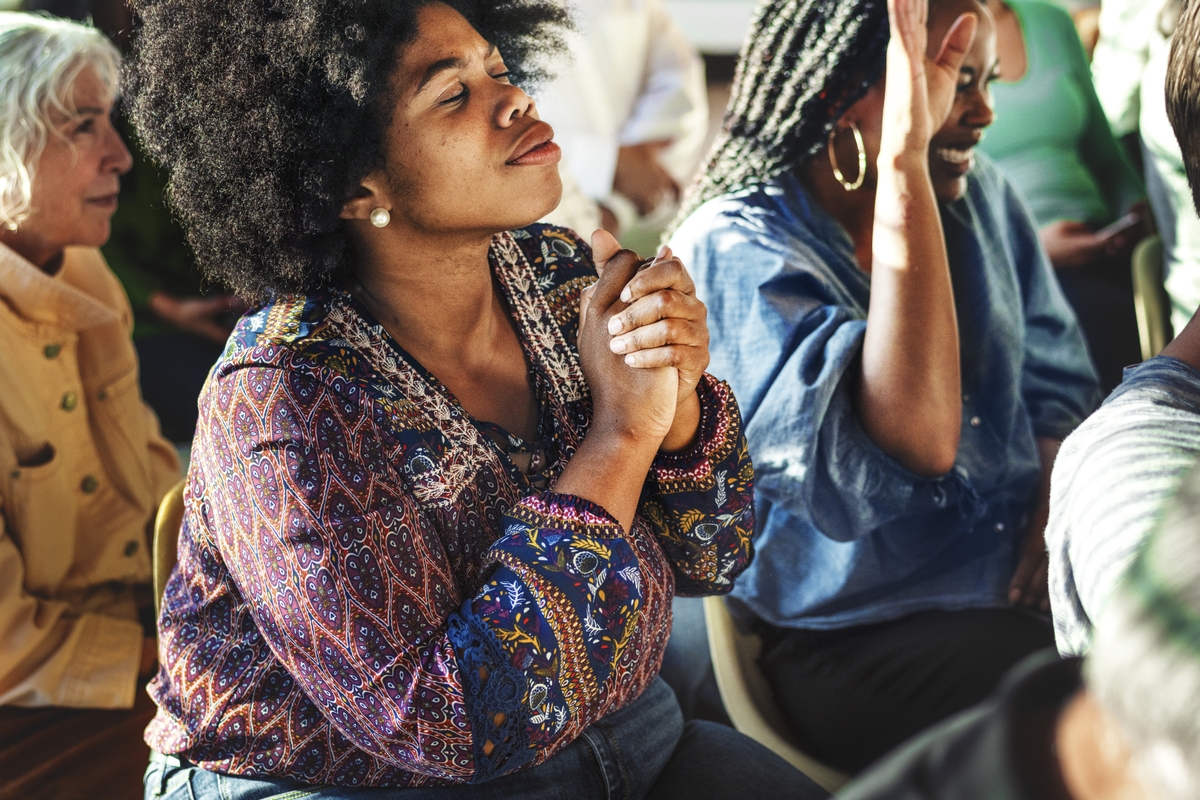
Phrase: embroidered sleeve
[
  {"left": 643, "top": 373, "right": 755, "bottom": 595},
  {"left": 448, "top": 493, "right": 642, "bottom": 780},
  {"left": 201, "top": 362, "right": 643, "bottom": 784}
]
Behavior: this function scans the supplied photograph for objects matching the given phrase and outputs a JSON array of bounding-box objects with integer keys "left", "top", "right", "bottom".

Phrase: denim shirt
[{"left": 668, "top": 157, "right": 1101, "bottom": 629}]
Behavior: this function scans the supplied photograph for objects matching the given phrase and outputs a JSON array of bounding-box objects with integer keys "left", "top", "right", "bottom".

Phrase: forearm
[
  {"left": 554, "top": 426, "right": 660, "bottom": 534},
  {"left": 859, "top": 154, "right": 962, "bottom": 476}
]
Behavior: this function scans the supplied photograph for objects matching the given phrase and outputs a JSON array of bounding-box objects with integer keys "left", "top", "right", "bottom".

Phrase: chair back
[
  {"left": 1132, "top": 235, "right": 1170, "bottom": 361},
  {"left": 153, "top": 480, "right": 186, "bottom": 614},
  {"left": 702, "top": 596, "right": 849, "bottom": 792}
]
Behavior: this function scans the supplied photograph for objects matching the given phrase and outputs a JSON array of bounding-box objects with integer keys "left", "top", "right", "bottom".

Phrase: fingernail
[
  {"left": 607, "top": 316, "right": 623, "bottom": 334},
  {"left": 624, "top": 354, "right": 636, "bottom": 365},
  {"left": 610, "top": 338, "right": 627, "bottom": 354},
  {"left": 656, "top": 245, "right": 669, "bottom": 260},
  {"left": 620, "top": 286, "right": 632, "bottom": 302}
]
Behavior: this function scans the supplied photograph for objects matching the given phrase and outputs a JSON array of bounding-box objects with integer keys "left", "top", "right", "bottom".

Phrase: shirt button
[
  {"left": 61, "top": 392, "right": 78, "bottom": 411},
  {"left": 80, "top": 475, "right": 99, "bottom": 494},
  {"left": 963, "top": 393, "right": 970, "bottom": 402},
  {"left": 43, "top": 343, "right": 61, "bottom": 359},
  {"left": 995, "top": 522, "right": 1006, "bottom": 532},
  {"left": 969, "top": 416, "right": 981, "bottom": 428},
  {"left": 123, "top": 540, "right": 139, "bottom": 557}
]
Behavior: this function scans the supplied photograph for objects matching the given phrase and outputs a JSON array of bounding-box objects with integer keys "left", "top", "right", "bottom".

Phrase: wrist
[{"left": 660, "top": 389, "right": 701, "bottom": 453}]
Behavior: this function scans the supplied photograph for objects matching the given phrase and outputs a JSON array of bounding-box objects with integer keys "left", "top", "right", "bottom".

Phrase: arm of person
[
  {"left": 856, "top": 0, "right": 975, "bottom": 477},
  {"left": 0, "top": 504, "right": 144, "bottom": 709}
]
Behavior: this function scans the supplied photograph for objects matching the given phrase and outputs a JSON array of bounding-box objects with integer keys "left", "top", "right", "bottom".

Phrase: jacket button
[
  {"left": 969, "top": 416, "right": 981, "bottom": 428},
  {"left": 61, "top": 392, "right": 78, "bottom": 411},
  {"left": 124, "top": 540, "right": 139, "bottom": 557},
  {"left": 43, "top": 343, "right": 61, "bottom": 359},
  {"left": 80, "top": 475, "right": 99, "bottom": 494}
]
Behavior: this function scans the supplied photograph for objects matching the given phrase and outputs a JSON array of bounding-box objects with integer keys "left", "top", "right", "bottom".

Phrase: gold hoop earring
[{"left": 828, "top": 122, "right": 866, "bottom": 192}]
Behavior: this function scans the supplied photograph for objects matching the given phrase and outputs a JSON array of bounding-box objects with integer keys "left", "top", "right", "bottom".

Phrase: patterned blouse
[{"left": 144, "top": 225, "right": 755, "bottom": 787}]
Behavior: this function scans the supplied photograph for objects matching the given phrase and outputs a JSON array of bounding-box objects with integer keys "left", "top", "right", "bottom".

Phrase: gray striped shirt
[{"left": 1047, "top": 356, "right": 1200, "bottom": 655}]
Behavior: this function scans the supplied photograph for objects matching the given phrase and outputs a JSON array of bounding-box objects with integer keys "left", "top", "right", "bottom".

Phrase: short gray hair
[
  {"left": 1089, "top": 462, "right": 1200, "bottom": 800},
  {"left": 0, "top": 13, "right": 120, "bottom": 230}
]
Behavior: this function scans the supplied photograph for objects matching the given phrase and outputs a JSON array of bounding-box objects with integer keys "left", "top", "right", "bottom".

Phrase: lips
[
  {"left": 507, "top": 122, "right": 561, "bottom": 166},
  {"left": 85, "top": 192, "right": 119, "bottom": 210}
]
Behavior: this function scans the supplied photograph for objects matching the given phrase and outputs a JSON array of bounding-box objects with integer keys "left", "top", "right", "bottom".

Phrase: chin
[{"left": 934, "top": 177, "right": 969, "bottom": 203}]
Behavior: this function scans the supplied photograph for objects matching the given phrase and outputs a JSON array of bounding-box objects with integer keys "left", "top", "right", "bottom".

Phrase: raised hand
[{"left": 880, "top": 0, "right": 977, "bottom": 160}]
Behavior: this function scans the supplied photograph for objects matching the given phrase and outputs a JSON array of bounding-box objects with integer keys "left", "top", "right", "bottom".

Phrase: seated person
[
  {"left": 669, "top": 0, "right": 1101, "bottom": 775},
  {"left": 1047, "top": 0, "right": 1200, "bottom": 658},
  {"left": 127, "top": 1, "right": 825, "bottom": 798},
  {"left": 980, "top": 0, "right": 1149, "bottom": 392},
  {"left": 0, "top": 12, "right": 180, "bottom": 799},
  {"left": 839, "top": 462, "right": 1200, "bottom": 800}
]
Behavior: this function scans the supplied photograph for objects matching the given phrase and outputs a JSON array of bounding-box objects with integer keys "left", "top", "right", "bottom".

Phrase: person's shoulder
[
  {"left": 220, "top": 291, "right": 343, "bottom": 372},
  {"left": 1104, "top": 356, "right": 1200, "bottom": 415}
]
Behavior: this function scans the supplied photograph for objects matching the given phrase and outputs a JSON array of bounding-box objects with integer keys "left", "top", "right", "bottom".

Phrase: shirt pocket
[{"left": 7, "top": 445, "right": 74, "bottom": 593}]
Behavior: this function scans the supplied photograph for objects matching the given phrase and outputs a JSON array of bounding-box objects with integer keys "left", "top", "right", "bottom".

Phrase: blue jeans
[{"left": 144, "top": 679, "right": 827, "bottom": 800}]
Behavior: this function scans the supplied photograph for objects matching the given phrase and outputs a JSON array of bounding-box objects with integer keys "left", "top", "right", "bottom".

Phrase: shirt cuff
[{"left": 650, "top": 373, "right": 740, "bottom": 494}]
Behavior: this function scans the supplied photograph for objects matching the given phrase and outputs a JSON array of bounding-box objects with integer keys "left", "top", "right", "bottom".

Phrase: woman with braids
[
  {"left": 127, "top": 1, "right": 826, "bottom": 798},
  {"left": 669, "top": 0, "right": 1100, "bottom": 775}
]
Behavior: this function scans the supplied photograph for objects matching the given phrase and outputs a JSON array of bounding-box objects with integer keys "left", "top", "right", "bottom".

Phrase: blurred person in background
[
  {"left": 980, "top": 0, "right": 1149, "bottom": 393},
  {"left": 838, "top": 459, "right": 1200, "bottom": 800},
  {"left": 537, "top": 0, "right": 708, "bottom": 252},
  {"left": 1047, "top": 0, "right": 1200, "bottom": 661},
  {"left": 25, "top": 0, "right": 242, "bottom": 445},
  {"left": 0, "top": 12, "right": 179, "bottom": 800},
  {"left": 670, "top": 0, "right": 1099, "bottom": 775}
]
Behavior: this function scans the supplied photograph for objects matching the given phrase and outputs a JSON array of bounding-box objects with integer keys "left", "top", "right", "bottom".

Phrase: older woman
[
  {"left": 668, "top": 0, "right": 1100, "bottom": 775},
  {"left": 127, "top": 1, "right": 823, "bottom": 798},
  {"left": 0, "top": 11, "right": 180, "bottom": 799}
]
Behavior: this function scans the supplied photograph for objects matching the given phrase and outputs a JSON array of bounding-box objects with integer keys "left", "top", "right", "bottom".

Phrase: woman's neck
[
  {"left": 798, "top": 160, "right": 877, "bottom": 273},
  {"left": 0, "top": 228, "right": 65, "bottom": 275},
  {"left": 351, "top": 226, "right": 500, "bottom": 364}
]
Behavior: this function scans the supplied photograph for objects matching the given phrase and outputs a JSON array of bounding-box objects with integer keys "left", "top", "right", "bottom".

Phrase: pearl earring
[{"left": 369, "top": 208, "right": 390, "bottom": 228}]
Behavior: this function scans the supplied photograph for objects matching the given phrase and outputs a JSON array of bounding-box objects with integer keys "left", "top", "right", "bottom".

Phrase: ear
[{"left": 339, "top": 173, "right": 391, "bottom": 221}]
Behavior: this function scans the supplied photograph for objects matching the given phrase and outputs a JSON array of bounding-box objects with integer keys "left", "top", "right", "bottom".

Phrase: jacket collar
[{"left": 0, "top": 242, "right": 118, "bottom": 330}]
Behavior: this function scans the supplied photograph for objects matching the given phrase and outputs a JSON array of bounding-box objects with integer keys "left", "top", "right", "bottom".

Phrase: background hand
[
  {"left": 149, "top": 292, "right": 246, "bottom": 344},
  {"left": 613, "top": 140, "right": 680, "bottom": 217},
  {"left": 1040, "top": 220, "right": 1107, "bottom": 270}
]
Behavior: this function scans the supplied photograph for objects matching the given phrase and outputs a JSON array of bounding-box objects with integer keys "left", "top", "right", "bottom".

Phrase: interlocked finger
[
  {"left": 621, "top": 344, "right": 709, "bottom": 371},
  {"left": 610, "top": 317, "right": 708, "bottom": 357},
  {"left": 608, "top": 289, "right": 706, "bottom": 337}
]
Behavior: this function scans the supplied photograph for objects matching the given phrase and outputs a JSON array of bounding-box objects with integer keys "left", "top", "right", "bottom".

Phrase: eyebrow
[
  {"left": 413, "top": 42, "right": 499, "bottom": 96},
  {"left": 73, "top": 106, "right": 105, "bottom": 116}
]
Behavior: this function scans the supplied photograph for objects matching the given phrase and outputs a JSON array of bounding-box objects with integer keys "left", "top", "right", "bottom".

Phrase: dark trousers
[
  {"left": 757, "top": 608, "right": 1055, "bottom": 775},
  {"left": 1056, "top": 258, "right": 1143, "bottom": 395},
  {"left": 0, "top": 685, "right": 157, "bottom": 800}
]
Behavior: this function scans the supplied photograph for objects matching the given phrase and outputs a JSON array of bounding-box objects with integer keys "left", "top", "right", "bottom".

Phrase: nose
[
  {"left": 966, "top": 87, "right": 995, "bottom": 130},
  {"left": 105, "top": 123, "right": 133, "bottom": 176},
  {"left": 495, "top": 82, "right": 536, "bottom": 128}
]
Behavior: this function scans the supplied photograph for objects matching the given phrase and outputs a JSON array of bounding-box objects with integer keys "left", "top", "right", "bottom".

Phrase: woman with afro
[
  {"left": 127, "top": 0, "right": 826, "bottom": 798},
  {"left": 668, "top": 0, "right": 1100, "bottom": 776}
]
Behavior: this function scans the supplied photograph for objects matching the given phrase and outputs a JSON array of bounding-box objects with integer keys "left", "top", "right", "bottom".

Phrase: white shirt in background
[{"left": 537, "top": 0, "right": 708, "bottom": 238}]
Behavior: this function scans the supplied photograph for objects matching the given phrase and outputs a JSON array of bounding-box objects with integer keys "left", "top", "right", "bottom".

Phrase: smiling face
[
  {"left": 1, "top": 64, "right": 131, "bottom": 269},
  {"left": 355, "top": 3, "right": 563, "bottom": 239},
  {"left": 926, "top": 0, "right": 998, "bottom": 201}
]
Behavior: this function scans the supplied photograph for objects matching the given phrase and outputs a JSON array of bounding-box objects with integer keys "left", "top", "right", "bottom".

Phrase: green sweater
[{"left": 980, "top": 0, "right": 1145, "bottom": 227}]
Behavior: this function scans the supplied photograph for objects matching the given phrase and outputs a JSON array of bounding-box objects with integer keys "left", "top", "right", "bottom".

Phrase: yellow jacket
[{"left": 0, "top": 242, "right": 179, "bottom": 709}]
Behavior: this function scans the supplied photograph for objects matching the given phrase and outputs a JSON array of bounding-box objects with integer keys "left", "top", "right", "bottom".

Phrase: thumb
[
  {"left": 590, "top": 228, "right": 622, "bottom": 275},
  {"left": 934, "top": 12, "right": 977, "bottom": 75}
]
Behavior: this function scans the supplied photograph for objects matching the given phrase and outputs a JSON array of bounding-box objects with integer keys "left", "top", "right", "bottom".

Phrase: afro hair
[{"left": 126, "top": 0, "right": 569, "bottom": 300}]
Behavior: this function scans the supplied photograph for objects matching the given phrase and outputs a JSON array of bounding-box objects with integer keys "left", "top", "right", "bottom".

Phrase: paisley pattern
[{"left": 145, "top": 224, "right": 755, "bottom": 786}]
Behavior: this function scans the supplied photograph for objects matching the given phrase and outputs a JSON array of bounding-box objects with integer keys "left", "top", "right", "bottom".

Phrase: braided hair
[{"left": 674, "top": 0, "right": 891, "bottom": 228}]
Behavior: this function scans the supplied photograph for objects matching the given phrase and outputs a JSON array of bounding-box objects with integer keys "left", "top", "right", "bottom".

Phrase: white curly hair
[{"left": 0, "top": 12, "right": 120, "bottom": 230}]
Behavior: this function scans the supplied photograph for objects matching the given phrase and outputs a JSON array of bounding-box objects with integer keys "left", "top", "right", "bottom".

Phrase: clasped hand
[{"left": 578, "top": 230, "right": 710, "bottom": 450}]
